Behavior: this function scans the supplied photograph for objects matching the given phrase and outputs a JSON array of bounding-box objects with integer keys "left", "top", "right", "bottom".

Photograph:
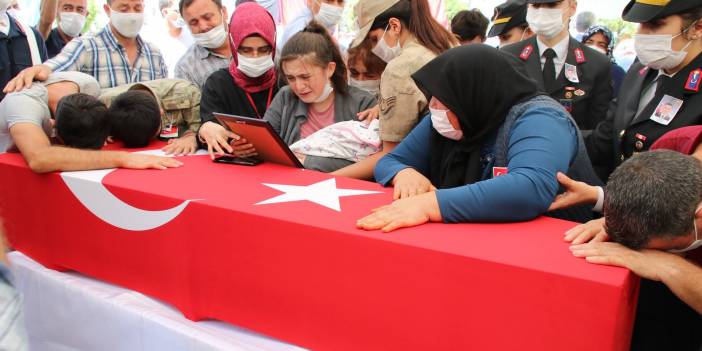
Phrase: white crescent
[{"left": 59, "top": 150, "right": 206, "bottom": 231}]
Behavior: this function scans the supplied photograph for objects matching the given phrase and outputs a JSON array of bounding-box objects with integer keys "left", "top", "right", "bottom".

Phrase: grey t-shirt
[{"left": 0, "top": 72, "right": 100, "bottom": 153}]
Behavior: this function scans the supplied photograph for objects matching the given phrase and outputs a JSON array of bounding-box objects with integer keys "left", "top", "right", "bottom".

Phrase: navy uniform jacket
[
  {"left": 0, "top": 15, "right": 48, "bottom": 101},
  {"left": 586, "top": 53, "right": 702, "bottom": 181},
  {"left": 502, "top": 36, "right": 613, "bottom": 131}
]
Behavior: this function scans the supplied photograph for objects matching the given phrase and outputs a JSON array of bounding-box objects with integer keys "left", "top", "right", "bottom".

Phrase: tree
[{"left": 445, "top": 0, "right": 469, "bottom": 20}]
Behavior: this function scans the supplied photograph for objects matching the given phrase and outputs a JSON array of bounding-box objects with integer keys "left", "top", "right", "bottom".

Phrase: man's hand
[
  {"left": 162, "top": 134, "right": 197, "bottom": 156},
  {"left": 198, "top": 121, "right": 237, "bottom": 159},
  {"left": 356, "top": 191, "right": 443, "bottom": 232},
  {"left": 570, "top": 242, "right": 685, "bottom": 282},
  {"left": 3, "top": 65, "right": 52, "bottom": 93},
  {"left": 548, "top": 172, "right": 600, "bottom": 211},
  {"left": 119, "top": 153, "right": 183, "bottom": 170},
  {"left": 391, "top": 168, "right": 436, "bottom": 200},
  {"left": 357, "top": 105, "right": 380, "bottom": 123},
  {"left": 564, "top": 217, "right": 608, "bottom": 244}
]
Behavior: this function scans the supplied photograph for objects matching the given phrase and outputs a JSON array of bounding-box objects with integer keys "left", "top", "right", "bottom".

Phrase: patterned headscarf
[{"left": 581, "top": 25, "right": 616, "bottom": 63}]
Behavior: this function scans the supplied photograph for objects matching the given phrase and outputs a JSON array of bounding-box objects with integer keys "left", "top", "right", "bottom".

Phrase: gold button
[{"left": 619, "top": 130, "right": 625, "bottom": 138}]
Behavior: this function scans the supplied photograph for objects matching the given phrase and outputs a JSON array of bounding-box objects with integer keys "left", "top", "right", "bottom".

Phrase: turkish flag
[{"left": 0, "top": 145, "right": 637, "bottom": 351}]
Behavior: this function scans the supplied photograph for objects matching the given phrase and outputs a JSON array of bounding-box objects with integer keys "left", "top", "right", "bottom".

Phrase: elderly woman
[
  {"left": 357, "top": 45, "right": 601, "bottom": 232},
  {"left": 581, "top": 25, "right": 627, "bottom": 95}
]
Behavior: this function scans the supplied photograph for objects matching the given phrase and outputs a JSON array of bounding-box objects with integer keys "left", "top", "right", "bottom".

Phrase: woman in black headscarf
[{"left": 357, "top": 45, "right": 600, "bottom": 232}]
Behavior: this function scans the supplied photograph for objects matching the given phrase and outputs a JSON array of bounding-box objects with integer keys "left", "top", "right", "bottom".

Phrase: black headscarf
[{"left": 411, "top": 44, "right": 543, "bottom": 189}]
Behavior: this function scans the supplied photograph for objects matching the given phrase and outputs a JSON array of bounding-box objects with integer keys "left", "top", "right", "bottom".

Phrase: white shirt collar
[{"left": 536, "top": 35, "right": 570, "bottom": 60}]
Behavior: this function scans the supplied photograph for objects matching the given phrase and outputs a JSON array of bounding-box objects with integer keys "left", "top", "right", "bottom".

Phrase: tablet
[{"left": 213, "top": 113, "right": 304, "bottom": 168}]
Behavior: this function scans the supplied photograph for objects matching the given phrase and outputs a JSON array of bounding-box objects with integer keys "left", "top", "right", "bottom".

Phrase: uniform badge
[
  {"left": 379, "top": 95, "right": 397, "bottom": 114},
  {"left": 639, "top": 67, "right": 649, "bottom": 76},
  {"left": 574, "top": 48, "right": 586, "bottom": 64},
  {"left": 685, "top": 69, "right": 701, "bottom": 92},
  {"left": 635, "top": 133, "right": 647, "bottom": 142},
  {"left": 635, "top": 140, "right": 644, "bottom": 150},
  {"left": 574, "top": 89, "right": 586, "bottom": 97},
  {"left": 564, "top": 63, "right": 579, "bottom": 83},
  {"left": 492, "top": 167, "right": 509, "bottom": 178},
  {"left": 559, "top": 99, "right": 573, "bottom": 112},
  {"left": 520, "top": 45, "right": 534, "bottom": 61},
  {"left": 160, "top": 124, "right": 179, "bottom": 139},
  {"left": 650, "top": 95, "right": 684, "bottom": 126}
]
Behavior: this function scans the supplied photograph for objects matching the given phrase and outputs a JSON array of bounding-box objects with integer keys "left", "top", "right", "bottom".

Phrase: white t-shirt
[{"left": 0, "top": 72, "right": 100, "bottom": 153}]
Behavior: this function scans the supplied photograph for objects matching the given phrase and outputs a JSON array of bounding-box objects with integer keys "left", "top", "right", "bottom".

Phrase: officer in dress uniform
[
  {"left": 587, "top": 0, "right": 702, "bottom": 184},
  {"left": 0, "top": 1, "right": 48, "bottom": 101},
  {"left": 501, "top": 0, "right": 612, "bottom": 132},
  {"left": 488, "top": 0, "right": 533, "bottom": 47}
]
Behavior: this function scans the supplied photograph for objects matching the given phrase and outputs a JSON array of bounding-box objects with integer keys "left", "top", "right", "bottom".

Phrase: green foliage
[
  {"left": 445, "top": 0, "right": 469, "bottom": 21},
  {"left": 84, "top": 0, "right": 100, "bottom": 33},
  {"left": 597, "top": 17, "right": 637, "bottom": 41}
]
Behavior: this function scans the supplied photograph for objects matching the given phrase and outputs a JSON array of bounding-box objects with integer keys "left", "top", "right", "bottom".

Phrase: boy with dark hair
[
  {"left": 450, "top": 9, "right": 488, "bottom": 44},
  {"left": 0, "top": 71, "right": 181, "bottom": 173},
  {"left": 55, "top": 93, "right": 110, "bottom": 149},
  {"left": 107, "top": 90, "right": 161, "bottom": 148}
]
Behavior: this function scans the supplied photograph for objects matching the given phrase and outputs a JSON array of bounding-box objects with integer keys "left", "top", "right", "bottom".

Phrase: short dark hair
[
  {"left": 680, "top": 6, "right": 702, "bottom": 30},
  {"left": 108, "top": 90, "right": 161, "bottom": 148},
  {"left": 451, "top": 9, "right": 489, "bottom": 42},
  {"left": 55, "top": 93, "right": 110, "bottom": 149},
  {"left": 179, "top": 0, "right": 222, "bottom": 16},
  {"left": 604, "top": 150, "right": 702, "bottom": 249}
]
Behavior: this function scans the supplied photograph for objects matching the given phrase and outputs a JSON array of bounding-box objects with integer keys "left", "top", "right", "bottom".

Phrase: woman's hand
[
  {"left": 198, "top": 122, "right": 237, "bottom": 159},
  {"left": 392, "top": 168, "right": 436, "bottom": 200},
  {"left": 357, "top": 105, "right": 380, "bottom": 123},
  {"left": 356, "top": 192, "right": 443, "bottom": 232},
  {"left": 162, "top": 133, "right": 197, "bottom": 156},
  {"left": 230, "top": 138, "right": 258, "bottom": 158},
  {"left": 564, "top": 217, "right": 608, "bottom": 245}
]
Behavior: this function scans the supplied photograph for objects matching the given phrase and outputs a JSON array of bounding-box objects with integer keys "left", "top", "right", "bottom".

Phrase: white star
[{"left": 256, "top": 178, "right": 381, "bottom": 211}]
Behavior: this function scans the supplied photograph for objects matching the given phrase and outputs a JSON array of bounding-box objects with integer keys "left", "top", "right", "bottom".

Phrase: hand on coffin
[
  {"left": 356, "top": 191, "right": 442, "bottom": 232},
  {"left": 162, "top": 133, "right": 198, "bottom": 156},
  {"left": 391, "top": 167, "right": 437, "bottom": 200}
]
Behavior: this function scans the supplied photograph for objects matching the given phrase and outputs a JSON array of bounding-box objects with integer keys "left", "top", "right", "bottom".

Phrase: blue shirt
[
  {"left": 375, "top": 107, "right": 577, "bottom": 222},
  {"left": 45, "top": 25, "right": 167, "bottom": 89},
  {"left": 0, "top": 16, "right": 48, "bottom": 101}
]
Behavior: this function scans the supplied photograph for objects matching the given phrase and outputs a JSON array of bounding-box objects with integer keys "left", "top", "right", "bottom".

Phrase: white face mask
[
  {"left": 586, "top": 44, "right": 607, "bottom": 55},
  {"left": 315, "top": 2, "right": 343, "bottom": 28},
  {"left": 669, "top": 220, "right": 702, "bottom": 253},
  {"left": 372, "top": 25, "right": 402, "bottom": 63},
  {"left": 237, "top": 54, "right": 275, "bottom": 78},
  {"left": 192, "top": 22, "right": 227, "bottom": 49},
  {"left": 110, "top": 10, "right": 144, "bottom": 38},
  {"left": 634, "top": 29, "right": 694, "bottom": 70},
  {"left": 349, "top": 78, "right": 380, "bottom": 95},
  {"left": 313, "top": 81, "right": 334, "bottom": 103},
  {"left": 430, "top": 107, "right": 463, "bottom": 141},
  {"left": 526, "top": 7, "right": 565, "bottom": 40},
  {"left": 59, "top": 12, "right": 86, "bottom": 38}
]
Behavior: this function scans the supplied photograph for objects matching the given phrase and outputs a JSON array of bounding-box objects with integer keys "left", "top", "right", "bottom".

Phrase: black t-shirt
[
  {"left": 200, "top": 68, "right": 278, "bottom": 123},
  {"left": 45, "top": 28, "right": 68, "bottom": 59}
]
